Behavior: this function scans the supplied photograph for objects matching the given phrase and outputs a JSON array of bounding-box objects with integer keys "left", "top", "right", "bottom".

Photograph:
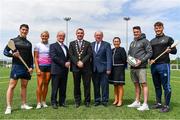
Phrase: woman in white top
[{"left": 34, "top": 31, "right": 51, "bottom": 109}]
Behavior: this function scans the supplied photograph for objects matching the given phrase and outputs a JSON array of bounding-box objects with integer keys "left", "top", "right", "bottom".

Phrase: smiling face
[
  {"left": 133, "top": 28, "right": 141, "bottom": 40},
  {"left": 76, "top": 29, "right": 84, "bottom": 40},
  {"left": 41, "top": 31, "right": 49, "bottom": 43},
  {"left": 154, "top": 25, "right": 164, "bottom": 36},
  {"left": 94, "top": 31, "right": 103, "bottom": 42},
  {"left": 113, "top": 37, "right": 121, "bottom": 48},
  {"left": 19, "top": 26, "right": 29, "bottom": 38},
  {"left": 57, "top": 32, "right": 65, "bottom": 43}
]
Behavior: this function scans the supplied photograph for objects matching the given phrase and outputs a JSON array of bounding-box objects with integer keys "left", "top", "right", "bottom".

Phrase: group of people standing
[{"left": 3, "top": 21, "right": 177, "bottom": 115}]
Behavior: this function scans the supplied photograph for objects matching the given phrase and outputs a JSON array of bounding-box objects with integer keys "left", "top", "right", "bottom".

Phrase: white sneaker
[
  {"left": 21, "top": 104, "right": 33, "bottom": 110},
  {"left": 42, "top": 102, "right": 48, "bottom": 108},
  {"left": 127, "top": 101, "right": 141, "bottom": 108},
  {"left": 5, "top": 106, "right": 11, "bottom": 114},
  {"left": 137, "top": 103, "right": 149, "bottom": 111},
  {"left": 36, "top": 103, "right": 41, "bottom": 109}
]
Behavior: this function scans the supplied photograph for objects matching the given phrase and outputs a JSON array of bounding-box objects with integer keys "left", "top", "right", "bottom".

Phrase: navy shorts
[
  {"left": 39, "top": 66, "right": 51, "bottom": 72},
  {"left": 10, "top": 64, "right": 31, "bottom": 80}
]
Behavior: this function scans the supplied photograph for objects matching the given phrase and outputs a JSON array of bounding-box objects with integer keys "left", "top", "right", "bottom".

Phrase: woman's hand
[{"left": 36, "top": 69, "right": 41, "bottom": 75}]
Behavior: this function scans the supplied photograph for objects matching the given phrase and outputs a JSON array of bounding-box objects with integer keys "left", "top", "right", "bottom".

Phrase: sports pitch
[{"left": 0, "top": 67, "right": 180, "bottom": 119}]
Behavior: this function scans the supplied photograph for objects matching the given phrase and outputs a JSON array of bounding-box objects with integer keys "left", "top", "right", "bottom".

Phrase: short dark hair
[
  {"left": 76, "top": 28, "right": 84, "bottom": 33},
  {"left": 154, "top": 21, "right": 164, "bottom": 27},
  {"left": 133, "top": 26, "right": 141, "bottom": 31},
  {"left": 113, "top": 37, "right": 121, "bottom": 42},
  {"left": 20, "top": 24, "right": 29, "bottom": 29}
]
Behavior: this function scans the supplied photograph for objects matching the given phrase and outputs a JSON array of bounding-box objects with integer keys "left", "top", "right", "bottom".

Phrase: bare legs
[
  {"left": 113, "top": 84, "right": 124, "bottom": 106},
  {"left": 36, "top": 72, "right": 51, "bottom": 104}
]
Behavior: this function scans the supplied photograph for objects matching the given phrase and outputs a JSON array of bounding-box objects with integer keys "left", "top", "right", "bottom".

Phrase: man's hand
[
  {"left": 13, "top": 50, "right": 20, "bottom": 58},
  {"left": 135, "top": 59, "right": 142, "bottom": 67},
  {"left": 28, "top": 68, "right": 33, "bottom": 75},
  {"left": 149, "top": 59, "right": 155, "bottom": 65},
  {"left": 165, "top": 47, "right": 171, "bottom": 53},
  {"left": 106, "top": 70, "right": 111, "bottom": 75},
  {"left": 65, "top": 62, "right": 70, "bottom": 68},
  {"left": 77, "top": 61, "right": 84, "bottom": 68}
]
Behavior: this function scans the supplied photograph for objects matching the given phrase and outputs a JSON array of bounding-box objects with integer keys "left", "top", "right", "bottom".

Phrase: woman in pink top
[{"left": 34, "top": 31, "right": 51, "bottom": 109}]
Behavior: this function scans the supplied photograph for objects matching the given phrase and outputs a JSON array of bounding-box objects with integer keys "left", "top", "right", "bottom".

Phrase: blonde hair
[{"left": 41, "top": 31, "right": 49, "bottom": 37}]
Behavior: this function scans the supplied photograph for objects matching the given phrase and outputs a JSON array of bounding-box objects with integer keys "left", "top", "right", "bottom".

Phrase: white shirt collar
[
  {"left": 57, "top": 41, "right": 64, "bottom": 46},
  {"left": 96, "top": 41, "right": 102, "bottom": 45},
  {"left": 57, "top": 41, "right": 67, "bottom": 56},
  {"left": 76, "top": 39, "right": 84, "bottom": 42}
]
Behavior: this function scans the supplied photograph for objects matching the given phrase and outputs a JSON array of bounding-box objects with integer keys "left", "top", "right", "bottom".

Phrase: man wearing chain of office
[{"left": 69, "top": 28, "right": 92, "bottom": 108}]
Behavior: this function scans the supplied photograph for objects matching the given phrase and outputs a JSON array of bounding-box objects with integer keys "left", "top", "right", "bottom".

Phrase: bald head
[
  {"left": 94, "top": 31, "right": 103, "bottom": 42},
  {"left": 57, "top": 31, "right": 65, "bottom": 43}
]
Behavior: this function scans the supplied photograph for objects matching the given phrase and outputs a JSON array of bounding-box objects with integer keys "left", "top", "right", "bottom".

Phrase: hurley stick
[
  {"left": 150, "top": 42, "right": 178, "bottom": 65},
  {"left": 8, "top": 40, "right": 30, "bottom": 71}
]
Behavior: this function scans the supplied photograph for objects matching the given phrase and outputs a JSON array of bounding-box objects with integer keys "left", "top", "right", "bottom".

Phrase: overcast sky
[{"left": 0, "top": 0, "right": 180, "bottom": 59}]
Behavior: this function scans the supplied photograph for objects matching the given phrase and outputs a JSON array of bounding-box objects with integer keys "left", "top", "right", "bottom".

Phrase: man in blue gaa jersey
[{"left": 150, "top": 21, "right": 177, "bottom": 112}]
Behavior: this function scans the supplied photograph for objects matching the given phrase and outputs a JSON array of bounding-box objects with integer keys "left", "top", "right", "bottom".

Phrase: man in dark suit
[
  {"left": 91, "top": 31, "right": 112, "bottom": 106},
  {"left": 50, "top": 31, "right": 70, "bottom": 109},
  {"left": 69, "top": 28, "right": 92, "bottom": 108}
]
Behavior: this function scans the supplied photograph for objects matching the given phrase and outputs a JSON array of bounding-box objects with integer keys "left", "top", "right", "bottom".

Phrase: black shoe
[
  {"left": 102, "top": 102, "right": 108, "bottom": 107},
  {"left": 151, "top": 103, "right": 162, "bottom": 109},
  {"left": 94, "top": 102, "right": 101, "bottom": 106},
  {"left": 59, "top": 103, "right": 67, "bottom": 107},
  {"left": 75, "top": 103, "right": 80, "bottom": 108},
  {"left": 52, "top": 104, "right": 58, "bottom": 109},
  {"left": 160, "top": 106, "right": 170, "bottom": 113},
  {"left": 85, "top": 102, "right": 90, "bottom": 107}
]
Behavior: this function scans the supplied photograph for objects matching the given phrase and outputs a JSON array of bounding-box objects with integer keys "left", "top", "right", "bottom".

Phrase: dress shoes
[
  {"left": 94, "top": 102, "right": 101, "bottom": 106},
  {"left": 102, "top": 102, "right": 108, "bottom": 107},
  {"left": 59, "top": 103, "right": 67, "bottom": 107},
  {"left": 75, "top": 103, "right": 80, "bottom": 108},
  {"left": 85, "top": 102, "right": 90, "bottom": 107},
  {"left": 52, "top": 104, "right": 58, "bottom": 109}
]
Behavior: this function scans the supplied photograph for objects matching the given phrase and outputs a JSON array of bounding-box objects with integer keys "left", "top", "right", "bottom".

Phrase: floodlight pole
[
  {"left": 123, "top": 17, "right": 130, "bottom": 52},
  {"left": 64, "top": 17, "right": 71, "bottom": 46}
]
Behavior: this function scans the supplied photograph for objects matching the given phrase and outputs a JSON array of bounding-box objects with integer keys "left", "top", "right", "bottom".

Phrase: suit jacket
[
  {"left": 69, "top": 40, "right": 92, "bottom": 72},
  {"left": 91, "top": 41, "right": 112, "bottom": 73},
  {"left": 50, "top": 42, "right": 69, "bottom": 75}
]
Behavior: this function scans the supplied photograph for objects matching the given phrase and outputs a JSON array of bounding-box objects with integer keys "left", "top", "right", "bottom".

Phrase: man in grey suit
[{"left": 91, "top": 31, "right": 112, "bottom": 106}]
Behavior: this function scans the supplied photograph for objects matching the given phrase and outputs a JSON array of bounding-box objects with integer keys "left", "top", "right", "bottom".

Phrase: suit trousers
[
  {"left": 92, "top": 71, "right": 109, "bottom": 103},
  {"left": 51, "top": 74, "right": 68, "bottom": 105},
  {"left": 73, "top": 71, "right": 91, "bottom": 104}
]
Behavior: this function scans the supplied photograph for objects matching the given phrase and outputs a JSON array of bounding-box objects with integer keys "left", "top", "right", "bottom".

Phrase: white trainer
[
  {"left": 36, "top": 103, "right": 41, "bottom": 109},
  {"left": 127, "top": 101, "right": 141, "bottom": 108},
  {"left": 5, "top": 106, "right": 11, "bottom": 114},
  {"left": 42, "top": 102, "right": 48, "bottom": 108},
  {"left": 21, "top": 104, "right": 33, "bottom": 110},
  {"left": 137, "top": 103, "right": 149, "bottom": 111}
]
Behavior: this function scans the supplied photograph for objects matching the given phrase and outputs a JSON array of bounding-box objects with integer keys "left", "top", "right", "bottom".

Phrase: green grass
[{"left": 0, "top": 67, "right": 180, "bottom": 119}]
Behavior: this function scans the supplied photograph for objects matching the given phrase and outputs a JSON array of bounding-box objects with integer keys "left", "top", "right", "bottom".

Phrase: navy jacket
[
  {"left": 91, "top": 41, "right": 112, "bottom": 73},
  {"left": 50, "top": 42, "right": 69, "bottom": 75}
]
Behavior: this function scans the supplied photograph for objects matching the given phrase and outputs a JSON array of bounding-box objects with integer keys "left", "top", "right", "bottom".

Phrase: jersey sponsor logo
[
  {"left": 164, "top": 73, "right": 167, "bottom": 77},
  {"left": 160, "top": 39, "right": 165, "bottom": 43}
]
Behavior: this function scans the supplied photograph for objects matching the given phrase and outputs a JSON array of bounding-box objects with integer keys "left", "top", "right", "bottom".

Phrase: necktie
[
  {"left": 61, "top": 44, "right": 67, "bottom": 56},
  {"left": 95, "top": 42, "right": 99, "bottom": 53}
]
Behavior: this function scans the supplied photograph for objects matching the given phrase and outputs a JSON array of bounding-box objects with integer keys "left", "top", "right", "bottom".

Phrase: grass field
[{"left": 0, "top": 67, "right": 180, "bottom": 119}]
